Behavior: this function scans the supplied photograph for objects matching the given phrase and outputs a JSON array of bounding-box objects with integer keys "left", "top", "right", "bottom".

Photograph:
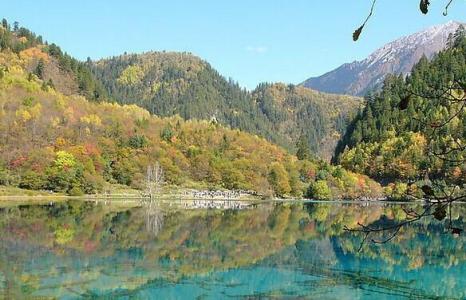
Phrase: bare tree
[
  {"left": 143, "top": 162, "right": 164, "bottom": 200},
  {"left": 145, "top": 201, "right": 164, "bottom": 236},
  {"left": 142, "top": 162, "right": 165, "bottom": 236}
]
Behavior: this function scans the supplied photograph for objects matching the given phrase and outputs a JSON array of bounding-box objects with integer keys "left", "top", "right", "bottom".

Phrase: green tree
[
  {"left": 128, "top": 134, "right": 148, "bottom": 149},
  {"left": 46, "top": 151, "right": 84, "bottom": 194},
  {"left": 306, "top": 180, "right": 332, "bottom": 200},
  {"left": 161, "top": 125, "right": 174, "bottom": 142},
  {"left": 19, "top": 170, "right": 46, "bottom": 190},
  {"left": 296, "top": 134, "right": 311, "bottom": 160},
  {"left": 34, "top": 59, "right": 45, "bottom": 79},
  {"left": 268, "top": 162, "right": 291, "bottom": 197}
]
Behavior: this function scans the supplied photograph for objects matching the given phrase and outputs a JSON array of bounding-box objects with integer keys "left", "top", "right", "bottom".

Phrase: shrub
[
  {"left": 68, "top": 186, "right": 84, "bottom": 196},
  {"left": 0, "top": 166, "right": 11, "bottom": 185},
  {"left": 268, "top": 162, "right": 291, "bottom": 197},
  {"left": 384, "top": 182, "right": 408, "bottom": 201},
  {"left": 316, "top": 169, "right": 329, "bottom": 180},
  {"left": 306, "top": 180, "right": 332, "bottom": 200},
  {"left": 19, "top": 170, "right": 46, "bottom": 190},
  {"left": 128, "top": 134, "right": 148, "bottom": 149}
]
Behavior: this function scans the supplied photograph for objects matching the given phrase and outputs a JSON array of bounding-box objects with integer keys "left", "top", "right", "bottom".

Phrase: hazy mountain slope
[{"left": 302, "top": 21, "right": 463, "bottom": 96}]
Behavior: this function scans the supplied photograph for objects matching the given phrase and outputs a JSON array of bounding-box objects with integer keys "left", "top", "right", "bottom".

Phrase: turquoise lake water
[{"left": 0, "top": 200, "right": 464, "bottom": 299}]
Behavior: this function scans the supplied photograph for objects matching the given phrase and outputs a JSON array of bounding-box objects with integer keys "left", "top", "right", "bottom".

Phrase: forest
[
  {"left": 334, "top": 27, "right": 466, "bottom": 199},
  {"left": 90, "top": 50, "right": 362, "bottom": 158},
  {"left": 1, "top": 18, "right": 465, "bottom": 202},
  {"left": 0, "top": 19, "right": 381, "bottom": 199},
  {"left": 1, "top": 19, "right": 364, "bottom": 160}
]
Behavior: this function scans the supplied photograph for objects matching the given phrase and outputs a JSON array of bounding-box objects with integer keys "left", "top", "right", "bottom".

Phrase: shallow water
[{"left": 0, "top": 200, "right": 464, "bottom": 299}]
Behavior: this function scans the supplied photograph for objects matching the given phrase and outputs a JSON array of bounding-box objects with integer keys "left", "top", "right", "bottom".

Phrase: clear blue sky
[{"left": 4, "top": 0, "right": 466, "bottom": 89}]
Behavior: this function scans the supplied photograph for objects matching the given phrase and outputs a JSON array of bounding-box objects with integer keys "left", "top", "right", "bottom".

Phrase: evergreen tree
[
  {"left": 296, "top": 134, "right": 311, "bottom": 160},
  {"left": 335, "top": 34, "right": 466, "bottom": 184},
  {"left": 34, "top": 59, "right": 45, "bottom": 79}
]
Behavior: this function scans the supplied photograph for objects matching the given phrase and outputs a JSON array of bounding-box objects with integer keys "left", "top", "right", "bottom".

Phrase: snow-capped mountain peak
[{"left": 302, "top": 21, "right": 464, "bottom": 96}]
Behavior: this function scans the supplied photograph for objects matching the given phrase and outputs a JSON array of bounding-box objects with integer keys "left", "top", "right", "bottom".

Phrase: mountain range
[
  {"left": 301, "top": 21, "right": 464, "bottom": 96},
  {"left": 0, "top": 18, "right": 380, "bottom": 198},
  {"left": 0, "top": 19, "right": 462, "bottom": 161},
  {"left": 90, "top": 52, "right": 361, "bottom": 159}
]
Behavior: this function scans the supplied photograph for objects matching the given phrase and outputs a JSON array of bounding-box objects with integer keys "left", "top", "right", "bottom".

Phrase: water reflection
[
  {"left": 144, "top": 201, "right": 164, "bottom": 236},
  {"left": 0, "top": 200, "right": 464, "bottom": 299}
]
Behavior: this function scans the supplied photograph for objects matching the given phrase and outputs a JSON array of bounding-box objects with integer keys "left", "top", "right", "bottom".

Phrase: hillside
[
  {"left": 90, "top": 51, "right": 291, "bottom": 151},
  {"left": 0, "top": 43, "right": 381, "bottom": 199},
  {"left": 0, "top": 19, "right": 107, "bottom": 100},
  {"left": 333, "top": 30, "right": 466, "bottom": 195},
  {"left": 90, "top": 52, "right": 362, "bottom": 158},
  {"left": 302, "top": 21, "right": 463, "bottom": 96},
  {"left": 251, "top": 83, "right": 362, "bottom": 160},
  {"left": 0, "top": 19, "right": 364, "bottom": 160}
]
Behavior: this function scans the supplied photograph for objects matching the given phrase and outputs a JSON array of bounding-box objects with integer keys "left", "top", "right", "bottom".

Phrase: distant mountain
[
  {"left": 91, "top": 52, "right": 362, "bottom": 159},
  {"left": 302, "top": 21, "right": 464, "bottom": 96}
]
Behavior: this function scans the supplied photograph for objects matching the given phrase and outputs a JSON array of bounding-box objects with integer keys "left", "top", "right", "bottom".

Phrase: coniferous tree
[
  {"left": 296, "top": 134, "right": 312, "bottom": 161},
  {"left": 34, "top": 59, "right": 45, "bottom": 79}
]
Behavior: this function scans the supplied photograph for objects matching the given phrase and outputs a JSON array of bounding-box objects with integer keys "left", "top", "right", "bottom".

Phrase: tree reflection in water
[
  {"left": 144, "top": 201, "right": 164, "bottom": 236},
  {"left": 0, "top": 200, "right": 463, "bottom": 299}
]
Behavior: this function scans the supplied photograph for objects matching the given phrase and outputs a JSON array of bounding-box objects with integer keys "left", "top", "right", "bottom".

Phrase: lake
[{"left": 0, "top": 200, "right": 464, "bottom": 299}]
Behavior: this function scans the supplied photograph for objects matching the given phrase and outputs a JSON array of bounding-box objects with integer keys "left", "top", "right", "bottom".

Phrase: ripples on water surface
[{"left": 0, "top": 199, "right": 464, "bottom": 299}]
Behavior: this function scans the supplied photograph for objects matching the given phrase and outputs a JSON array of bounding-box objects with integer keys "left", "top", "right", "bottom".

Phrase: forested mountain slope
[
  {"left": 251, "top": 83, "right": 362, "bottom": 160},
  {"left": 0, "top": 19, "right": 107, "bottom": 100},
  {"left": 91, "top": 52, "right": 362, "bottom": 158},
  {"left": 334, "top": 30, "right": 466, "bottom": 188},
  {"left": 0, "top": 19, "right": 364, "bottom": 160},
  {"left": 0, "top": 38, "right": 381, "bottom": 198},
  {"left": 90, "top": 51, "right": 289, "bottom": 146}
]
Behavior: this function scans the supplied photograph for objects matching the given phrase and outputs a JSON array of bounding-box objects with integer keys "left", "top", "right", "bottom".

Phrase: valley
[
  {"left": 0, "top": 18, "right": 465, "bottom": 203},
  {"left": 1, "top": 2, "right": 466, "bottom": 298}
]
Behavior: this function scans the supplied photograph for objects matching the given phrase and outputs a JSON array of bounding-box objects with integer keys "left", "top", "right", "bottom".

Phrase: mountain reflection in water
[{"left": 0, "top": 200, "right": 464, "bottom": 299}]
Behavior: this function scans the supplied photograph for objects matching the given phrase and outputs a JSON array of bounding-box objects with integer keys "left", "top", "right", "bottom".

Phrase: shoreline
[
  {"left": 1, "top": 194, "right": 465, "bottom": 205},
  {"left": 1, "top": 186, "right": 465, "bottom": 204}
]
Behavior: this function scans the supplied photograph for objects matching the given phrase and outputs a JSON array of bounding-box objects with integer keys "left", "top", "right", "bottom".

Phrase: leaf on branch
[
  {"left": 421, "top": 185, "right": 435, "bottom": 197},
  {"left": 433, "top": 205, "right": 446, "bottom": 221},
  {"left": 353, "top": 26, "right": 364, "bottom": 41},
  {"left": 398, "top": 95, "right": 410, "bottom": 110},
  {"left": 353, "top": 0, "right": 376, "bottom": 42},
  {"left": 452, "top": 227, "right": 463, "bottom": 235},
  {"left": 419, "top": 0, "right": 430, "bottom": 14}
]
